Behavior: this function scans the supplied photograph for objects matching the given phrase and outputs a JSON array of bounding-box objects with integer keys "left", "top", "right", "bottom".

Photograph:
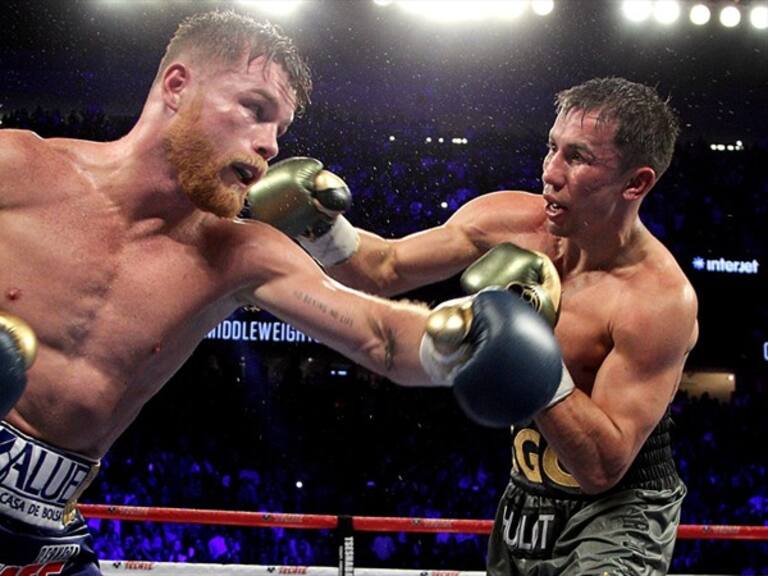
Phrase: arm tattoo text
[{"left": 293, "top": 290, "right": 354, "bottom": 327}]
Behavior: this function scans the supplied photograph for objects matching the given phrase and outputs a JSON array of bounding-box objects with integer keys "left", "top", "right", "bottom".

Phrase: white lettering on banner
[
  {"left": 691, "top": 256, "right": 761, "bottom": 275},
  {"left": 259, "top": 323, "right": 273, "bottom": 340},
  {"left": 205, "top": 321, "right": 318, "bottom": 343}
]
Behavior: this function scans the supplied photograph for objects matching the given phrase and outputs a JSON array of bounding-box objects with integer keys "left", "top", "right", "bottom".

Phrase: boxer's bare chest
[
  {"left": 0, "top": 181, "right": 237, "bottom": 382},
  {"left": 553, "top": 270, "right": 620, "bottom": 393},
  {"left": 0, "top": 137, "right": 258, "bottom": 454}
]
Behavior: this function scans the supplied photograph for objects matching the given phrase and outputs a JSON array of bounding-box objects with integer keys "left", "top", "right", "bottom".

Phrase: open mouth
[
  {"left": 545, "top": 200, "right": 567, "bottom": 218},
  {"left": 230, "top": 162, "right": 261, "bottom": 187}
]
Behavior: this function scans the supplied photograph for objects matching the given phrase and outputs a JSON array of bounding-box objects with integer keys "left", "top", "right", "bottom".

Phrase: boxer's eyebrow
[
  {"left": 246, "top": 88, "right": 294, "bottom": 136},
  {"left": 566, "top": 142, "right": 597, "bottom": 161},
  {"left": 548, "top": 133, "right": 598, "bottom": 163}
]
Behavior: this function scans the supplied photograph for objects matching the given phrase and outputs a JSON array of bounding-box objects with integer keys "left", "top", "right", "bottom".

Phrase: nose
[
  {"left": 542, "top": 150, "right": 564, "bottom": 190},
  {"left": 252, "top": 124, "right": 279, "bottom": 162}
]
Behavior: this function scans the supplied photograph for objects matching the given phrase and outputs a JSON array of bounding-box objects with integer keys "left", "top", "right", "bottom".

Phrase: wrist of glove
[
  {"left": 547, "top": 362, "right": 575, "bottom": 409},
  {"left": 298, "top": 215, "right": 360, "bottom": 267}
]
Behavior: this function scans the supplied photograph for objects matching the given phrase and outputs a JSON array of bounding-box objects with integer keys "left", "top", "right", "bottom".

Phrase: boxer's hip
[
  {"left": 0, "top": 421, "right": 100, "bottom": 532},
  {"left": 489, "top": 477, "right": 685, "bottom": 562}
]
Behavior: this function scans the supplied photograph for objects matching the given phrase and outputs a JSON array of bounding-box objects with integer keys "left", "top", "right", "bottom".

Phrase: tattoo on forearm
[
  {"left": 293, "top": 290, "right": 354, "bottom": 327},
  {"left": 369, "top": 318, "right": 396, "bottom": 371}
]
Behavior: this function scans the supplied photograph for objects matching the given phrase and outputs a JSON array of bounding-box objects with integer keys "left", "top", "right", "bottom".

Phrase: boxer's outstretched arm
[
  {"left": 244, "top": 236, "right": 566, "bottom": 428},
  {"left": 238, "top": 220, "right": 567, "bottom": 423},
  {"left": 330, "top": 191, "right": 544, "bottom": 296},
  {"left": 242, "top": 227, "right": 431, "bottom": 387}
]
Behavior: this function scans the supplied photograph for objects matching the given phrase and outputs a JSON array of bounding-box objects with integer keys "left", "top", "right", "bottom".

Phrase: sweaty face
[
  {"left": 541, "top": 109, "right": 626, "bottom": 237},
  {"left": 164, "top": 97, "right": 265, "bottom": 219}
]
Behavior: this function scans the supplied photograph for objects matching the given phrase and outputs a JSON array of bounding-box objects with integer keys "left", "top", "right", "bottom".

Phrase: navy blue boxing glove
[
  {"left": 419, "top": 289, "right": 573, "bottom": 428},
  {"left": 0, "top": 313, "right": 37, "bottom": 419}
]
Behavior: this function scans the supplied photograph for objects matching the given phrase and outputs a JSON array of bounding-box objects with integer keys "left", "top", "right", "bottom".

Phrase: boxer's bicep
[{"left": 591, "top": 287, "right": 697, "bottom": 460}]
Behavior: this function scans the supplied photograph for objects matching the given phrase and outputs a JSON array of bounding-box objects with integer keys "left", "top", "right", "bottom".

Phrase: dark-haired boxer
[
  {"left": 0, "top": 11, "right": 564, "bottom": 575},
  {"left": 281, "top": 77, "right": 699, "bottom": 575}
]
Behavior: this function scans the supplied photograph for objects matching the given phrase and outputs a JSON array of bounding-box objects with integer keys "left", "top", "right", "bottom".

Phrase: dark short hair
[
  {"left": 555, "top": 77, "right": 679, "bottom": 177},
  {"left": 156, "top": 11, "right": 312, "bottom": 114}
]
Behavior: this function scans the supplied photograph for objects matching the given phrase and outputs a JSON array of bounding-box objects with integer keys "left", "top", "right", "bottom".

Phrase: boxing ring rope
[
  {"left": 78, "top": 504, "right": 767, "bottom": 576},
  {"left": 79, "top": 503, "right": 768, "bottom": 540}
]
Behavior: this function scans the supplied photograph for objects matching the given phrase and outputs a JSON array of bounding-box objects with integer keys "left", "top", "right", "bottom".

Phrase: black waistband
[
  {"left": 614, "top": 410, "right": 679, "bottom": 492},
  {"left": 509, "top": 410, "right": 680, "bottom": 500}
]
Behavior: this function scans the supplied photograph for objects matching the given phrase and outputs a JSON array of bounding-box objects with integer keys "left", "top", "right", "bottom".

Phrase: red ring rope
[{"left": 78, "top": 504, "right": 768, "bottom": 540}]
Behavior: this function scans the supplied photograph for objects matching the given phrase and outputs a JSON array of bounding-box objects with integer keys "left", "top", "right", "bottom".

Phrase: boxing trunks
[
  {"left": 0, "top": 422, "right": 101, "bottom": 575},
  {"left": 487, "top": 411, "right": 686, "bottom": 575}
]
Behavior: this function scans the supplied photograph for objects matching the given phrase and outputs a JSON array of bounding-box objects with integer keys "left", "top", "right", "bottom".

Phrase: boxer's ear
[
  {"left": 161, "top": 63, "right": 190, "bottom": 112},
  {"left": 622, "top": 166, "right": 656, "bottom": 201}
]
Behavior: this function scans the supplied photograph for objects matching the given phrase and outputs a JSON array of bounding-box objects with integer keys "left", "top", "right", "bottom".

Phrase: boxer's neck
[{"left": 57, "top": 130, "right": 209, "bottom": 233}]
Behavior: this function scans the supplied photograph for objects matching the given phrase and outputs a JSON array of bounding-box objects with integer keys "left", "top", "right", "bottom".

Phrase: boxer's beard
[{"left": 164, "top": 101, "right": 247, "bottom": 219}]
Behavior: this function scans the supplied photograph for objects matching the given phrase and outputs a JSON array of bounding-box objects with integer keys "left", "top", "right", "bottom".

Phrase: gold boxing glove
[
  {"left": 246, "top": 157, "right": 359, "bottom": 266},
  {"left": 460, "top": 243, "right": 562, "bottom": 327},
  {"left": 0, "top": 312, "right": 37, "bottom": 418},
  {"left": 246, "top": 157, "right": 351, "bottom": 238},
  {"left": 0, "top": 312, "right": 37, "bottom": 368}
]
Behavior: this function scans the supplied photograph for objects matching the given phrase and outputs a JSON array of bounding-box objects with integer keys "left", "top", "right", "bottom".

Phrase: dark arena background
[{"left": 2, "top": 0, "right": 767, "bottom": 573}]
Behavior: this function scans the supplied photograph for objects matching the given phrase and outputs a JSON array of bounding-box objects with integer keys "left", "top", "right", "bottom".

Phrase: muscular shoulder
[
  {"left": 446, "top": 190, "right": 547, "bottom": 250},
  {"left": 0, "top": 130, "right": 45, "bottom": 168},
  {"left": 637, "top": 240, "right": 695, "bottom": 305},
  {"left": 220, "top": 218, "right": 322, "bottom": 292},
  {"left": 614, "top": 243, "right": 698, "bottom": 360},
  {"left": 0, "top": 130, "right": 77, "bottom": 208}
]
